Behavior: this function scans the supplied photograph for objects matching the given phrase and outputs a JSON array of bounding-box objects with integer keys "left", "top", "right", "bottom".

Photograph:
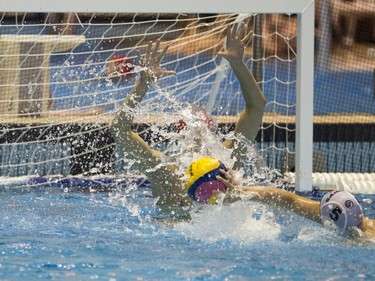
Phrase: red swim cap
[{"left": 175, "top": 106, "right": 216, "bottom": 133}]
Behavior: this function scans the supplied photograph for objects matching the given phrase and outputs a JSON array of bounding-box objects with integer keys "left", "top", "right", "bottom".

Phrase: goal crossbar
[{"left": 1, "top": 0, "right": 314, "bottom": 14}]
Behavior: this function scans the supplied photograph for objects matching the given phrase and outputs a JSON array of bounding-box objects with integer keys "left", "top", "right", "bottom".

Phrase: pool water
[{"left": 1, "top": 184, "right": 375, "bottom": 280}]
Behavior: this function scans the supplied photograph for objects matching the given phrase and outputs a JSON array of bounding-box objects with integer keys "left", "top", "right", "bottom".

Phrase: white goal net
[{"left": 0, "top": 1, "right": 314, "bottom": 191}]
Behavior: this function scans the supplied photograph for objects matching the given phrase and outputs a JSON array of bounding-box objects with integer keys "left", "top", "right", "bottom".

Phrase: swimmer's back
[{"left": 144, "top": 162, "right": 190, "bottom": 210}]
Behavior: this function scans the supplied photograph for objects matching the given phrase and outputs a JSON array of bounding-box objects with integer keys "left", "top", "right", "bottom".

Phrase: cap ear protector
[
  {"left": 320, "top": 191, "right": 363, "bottom": 235},
  {"left": 185, "top": 157, "right": 228, "bottom": 204}
]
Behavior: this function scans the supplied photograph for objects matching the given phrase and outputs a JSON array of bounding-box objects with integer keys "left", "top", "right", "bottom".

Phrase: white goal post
[{"left": 0, "top": 0, "right": 315, "bottom": 192}]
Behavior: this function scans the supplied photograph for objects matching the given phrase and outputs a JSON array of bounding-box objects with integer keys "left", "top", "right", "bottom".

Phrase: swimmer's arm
[
  {"left": 219, "top": 23, "right": 266, "bottom": 145},
  {"left": 110, "top": 41, "right": 175, "bottom": 160},
  {"left": 216, "top": 170, "right": 321, "bottom": 222},
  {"left": 229, "top": 60, "right": 266, "bottom": 143},
  {"left": 222, "top": 60, "right": 266, "bottom": 165},
  {"left": 217, "top": 179, "right": 321, "bottom": 223},
  {"left": 111, "top": 77, "right": 150, "bottom": 134},
  {"left": 110, "top": 78, "right": 160, "bottom": 157},
  {"left": 242, "top": 186, "right": 322, "bottom": 223},
  {"left": 217, "top": 173, "right": 321, "bottom": 223},
  {"left": 110, "top": 67, "right": 162, "bottom": 161}
]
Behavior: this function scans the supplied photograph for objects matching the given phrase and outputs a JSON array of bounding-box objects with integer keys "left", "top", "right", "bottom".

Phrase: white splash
[{"left": 176, "top": 200, "right": 281, "bottom": 244}]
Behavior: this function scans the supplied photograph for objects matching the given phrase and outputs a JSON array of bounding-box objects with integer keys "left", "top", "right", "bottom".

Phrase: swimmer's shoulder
[
  {"left": 360, "top": 217, "right": 375, "bottom": 239},
  {"left": 146, "top": 162, "right": 191, "bottom": 207}
]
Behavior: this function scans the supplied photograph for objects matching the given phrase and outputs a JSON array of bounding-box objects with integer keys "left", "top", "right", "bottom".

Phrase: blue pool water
[{"left": 1, "top": 181, "right": 375, "bottom": 280}]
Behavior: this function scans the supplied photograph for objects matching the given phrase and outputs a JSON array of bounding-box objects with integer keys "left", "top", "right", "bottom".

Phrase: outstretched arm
[
  {"left": 216, "top": 172, "right": 321, "bottom": 222},
  {"left": 242, "top": 186, "right": 322, "bottom": 223},
  {"left": 110, "top": 41, "right": 175, "bottom": 168},
  {"left": 219, "top": 22, "right": 266, "bottom": 170},
  {"left": 219, "top": 22, "right": 266, "bottom": 145}
]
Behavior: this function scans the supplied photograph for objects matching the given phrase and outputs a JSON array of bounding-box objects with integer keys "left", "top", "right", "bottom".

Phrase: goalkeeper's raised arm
[{"left": 219, "top": 22, "right": 266, "bottom": 170}]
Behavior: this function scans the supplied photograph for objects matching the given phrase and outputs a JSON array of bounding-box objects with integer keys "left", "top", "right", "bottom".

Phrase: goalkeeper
[{"left": 110, "top": 22, "right": 266, "bottom": 211}]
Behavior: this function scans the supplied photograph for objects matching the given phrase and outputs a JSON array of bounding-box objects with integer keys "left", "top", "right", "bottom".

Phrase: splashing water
[
  {"left": 134, "top": 83, "right": 270, "bottom": 183},
  {"left": 113, "top": 80, "right": 276, "bottom": 242},
  {"left": 176, "top": 200, "right": 281, "bottom": 244}
]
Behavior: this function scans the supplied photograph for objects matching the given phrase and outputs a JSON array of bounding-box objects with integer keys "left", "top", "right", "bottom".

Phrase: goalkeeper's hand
[
  {"left": 137, "top": 40, "right": 176, "bottom": 84},
  {"left": 218, "top": 22, "right": 253, "bottom": 63}
]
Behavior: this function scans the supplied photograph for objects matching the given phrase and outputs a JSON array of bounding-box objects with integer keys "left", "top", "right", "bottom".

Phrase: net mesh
[
  {"left": 0, "top": 12, "right": 299, "bottom": 178},
  {"left": 0, "top": 5, "right": 374, "bottom": 182}
]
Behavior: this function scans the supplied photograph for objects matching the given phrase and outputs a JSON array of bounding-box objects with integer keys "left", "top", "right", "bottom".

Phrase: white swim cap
[{"left": 320, "top": 191, "right": 363, "bottom": 235}]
